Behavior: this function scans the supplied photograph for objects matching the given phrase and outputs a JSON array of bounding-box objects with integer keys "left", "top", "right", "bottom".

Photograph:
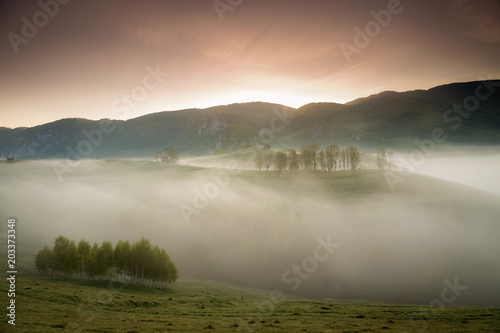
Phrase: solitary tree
[
  {"left": 318, "top": 150, "right": 326, "bottom": 172},
  {"left": 340, "top": 149, "right": 347, "bottom": 170},
  {"left": 264, "top": 152, "right": 274, "bottom": 171},
  {"left": 325, "top": 150, "right": 334, "bottom": 173},
  {"left": 162, "top": 146, "right": 179, "bottom": 164},
  {"left": 376, "top": 147, "right": 388, "bottom": 170},
  {"left": 274, "top": 151, "right": 288, "bottom": 173},
  {"left": 86, "top": 243, "right": 100, "bottom": 280},
  {"left": 144, "top": 245, "right": 158, "bottom": 288},
  {"left": 68, "top": 240, "right": 79, "bottom": 278},
  {"left": 98, "top": 241, "right": 114, "bottom": 280},
  {"left": 53, "top": 235, "right": 72, "bottom": 277},
  {"left": 114, "top": 240, "right": 131, "bottom": 283},
  {"left": 77, "top": 239, "right": 91, "bottom": 279},
  {"left": 35, "top": 246, "right": 53, "bottom": 276},
  {"left": 300, "top": 146, "right": 313, "bottom": 170},
  {"left": 288, "top": 149, "right": 298, "bottom": 165},
  {"left": 347, "top": 146, "right": 361, "bottom": 172},
  {"left": 132, "top": 238, "right": 152, "bottom": 285},
  {"left": 308, "top": 144, "right": 320, "bottom": 171},
  {"left": 326, "top": 144, "right": 340, "bottom": 171},
  {"left": 157, "top": 248, "right": 170, "bottom": 290},
  {"left": 254, "top": 152, "right": 264, "bottom": 170},
  {"left": 166, "top": 257, "right": 178, "bottom": 289}
]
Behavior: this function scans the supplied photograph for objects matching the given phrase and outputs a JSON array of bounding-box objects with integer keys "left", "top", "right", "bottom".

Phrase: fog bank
[{"left": 1, "top": 158, "right": 499, "bottom": 306}]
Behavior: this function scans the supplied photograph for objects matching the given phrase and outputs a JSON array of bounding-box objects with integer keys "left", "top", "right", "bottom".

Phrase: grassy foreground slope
[{"left": 2, "top": 276, "right": 499, "bottom": 332}]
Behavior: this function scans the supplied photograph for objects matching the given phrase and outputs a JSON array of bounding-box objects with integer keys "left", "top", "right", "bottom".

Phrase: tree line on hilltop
[
  {"left": 35, "top": 236, "right": 178, "bottom": 290},
  {"left": 152, "top": 144, "right": 393, "bottom": 174},
  {"left": 253, "top": 144, "right": 392, "bottom": 173}
]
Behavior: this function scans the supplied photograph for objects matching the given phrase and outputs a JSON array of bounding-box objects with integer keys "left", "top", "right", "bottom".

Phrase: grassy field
[{"left": 2, "top": 276, "right": 500, "bottom": 332}]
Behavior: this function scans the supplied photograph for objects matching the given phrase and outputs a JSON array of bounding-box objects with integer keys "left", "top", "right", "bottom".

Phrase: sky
[{"left": 1, "top": 0, "right": 500, "bottom": 128}]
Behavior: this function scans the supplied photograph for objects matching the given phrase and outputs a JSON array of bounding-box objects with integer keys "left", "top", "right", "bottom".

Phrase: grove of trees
[
  {"left": 253, "top": 143, "right": 368, "bottom": 174},
  {"left": 35, "top": 236, "right": 178, "bottom": 290}
]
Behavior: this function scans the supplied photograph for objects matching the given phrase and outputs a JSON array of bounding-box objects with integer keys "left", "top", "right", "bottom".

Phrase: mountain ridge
[{"left": 2, "top": 80, "right": 499, "bottom": 159}]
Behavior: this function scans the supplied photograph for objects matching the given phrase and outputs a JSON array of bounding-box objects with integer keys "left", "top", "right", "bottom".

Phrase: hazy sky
[{"left": 1, "top": 0, "right": 500, "bottom": 128}]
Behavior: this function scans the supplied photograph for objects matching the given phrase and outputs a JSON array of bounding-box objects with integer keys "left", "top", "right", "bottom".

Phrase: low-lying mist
[
  {"left": 1, "top": 155, "right": 499, "bottom": 306},
  {"left": 414, "top": 153, "right": 500, "bottom": 196},
  {"left": 391, "top": 145, "right": 500, "bottom": 196}
]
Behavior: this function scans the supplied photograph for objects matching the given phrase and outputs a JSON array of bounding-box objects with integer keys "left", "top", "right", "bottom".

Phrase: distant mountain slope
[
  {"left": 344, "top": 80, "right": 500, "bottom": 147},
  {"left": 345, "top": 90, "right": 400, "bottom": 109},
  {"left": 0, "top": 103, "right": 295, "bottom": 159},
  {"left": 1, "top": 80, "right": 499, "bottom": 159}
]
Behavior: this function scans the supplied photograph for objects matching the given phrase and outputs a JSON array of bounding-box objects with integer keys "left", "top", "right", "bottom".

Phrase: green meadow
[{"left": 2, "top": 276, "right": 499, "bottom": 332}]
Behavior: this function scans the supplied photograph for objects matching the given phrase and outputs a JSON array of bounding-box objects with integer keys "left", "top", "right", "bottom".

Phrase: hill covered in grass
[{"left": 1, "top": 80, "right": 499, "bottom": 159}]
